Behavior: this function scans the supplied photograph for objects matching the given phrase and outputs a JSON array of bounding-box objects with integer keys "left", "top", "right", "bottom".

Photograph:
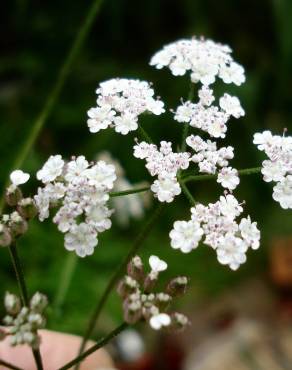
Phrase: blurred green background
[{"left": 0, "top": 0, "right": 291, "bottom": 338}]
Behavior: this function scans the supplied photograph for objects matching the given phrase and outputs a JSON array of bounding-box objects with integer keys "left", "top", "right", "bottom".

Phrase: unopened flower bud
[
  {"left": 155, "top": 293, "right": 172, "bottom": 311},
  {"left": 170, "top": 312, "right": 190, "bottom": 331},
  {"left": 166, "top": 276, "right": 188, "bottom": 297},
  {"left": 123, "top": 299, "right": 142, "bottom": 324},
  {"left": 4, "top": 292, "right": 21, "bottom": 316},
  {"left": 117, "top": 276, "right": 139, "bottom": 298},
  {"left": 142, "top": 304, "right": 159, "bottom": 321},
  {"left": 0, "top": 224, "right": 12, "bottom": 247},
  {"left": 9, "top": 211, "right": 28, "bottom": 237},
  {"left": 127, "top": 256, "right": 144, "bottom": 282},
  {"left": 28, "top": 313, "right": 45, "bottom": 328},
  {"left": 5, "top": 185, "right": 22, "bottom": 207},
  {"left": 143, "top": 271, "right": 158, "bottom": 293},
  {"left": 17, "top": 198, "right": 38, "bottom": 220},
  {"left": 30, "top": 292, "right": 48, "bottom": 313}
]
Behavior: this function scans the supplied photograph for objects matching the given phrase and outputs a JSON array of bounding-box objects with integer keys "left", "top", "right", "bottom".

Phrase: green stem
[
  {"left": 181, "top": 82, "right": 195, "bottom": 152},
  {"left": 8, "top": 244, "right": 44, "bottom": 370},
  {"left": 183, "top": 166, "right": 262, "bottom": 184},
  {"left": 179, "top": 179, "right": 196, "bottom": 206},
  {"left": 0, "top": 359, "right": 24, "bottom": 370},
  {"left": 53, "top": 253, "right": 78, "bottom": 316},
  {"left": 0, "top": 0, "right": 105, "bottom": 213},
  {"left": 138, "top": 125, "right": 154, "bottom": 143},
  {"left": 58, "top": 322, "right": 128, "bottom": 370},
  {"left": 8, "top": 244, "right": 29, "bottom": 306},
  {"left": 109, "top": 186, "right": 150, "bottom": 197},
  {"left": 76, "top": 203, "right": 165, "bottom": 366}
]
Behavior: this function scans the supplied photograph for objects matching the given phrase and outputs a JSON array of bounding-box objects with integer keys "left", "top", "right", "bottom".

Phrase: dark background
[{"left": 0, "top": 0, "right": 291, "bottom": 339}]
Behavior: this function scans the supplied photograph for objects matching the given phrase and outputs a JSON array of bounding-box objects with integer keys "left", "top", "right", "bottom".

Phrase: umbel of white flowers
[
  {"left": 1, "top": 292, "right": 48, "bottom": 349},
  {"left": 117, "top": 255, "right": 189, "bottom": 331},
  {"left": 254, "top": 130, "right": 292, "bottom": 209},
  {"left": 34, "top": 155, "right": 116, "bottom": 257}
]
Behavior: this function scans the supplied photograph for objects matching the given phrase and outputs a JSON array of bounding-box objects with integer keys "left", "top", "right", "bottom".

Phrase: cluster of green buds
[
  {"left": 117, "top": 255, "right": 190, "bottom": 331},
  {"left": 1, "top": 292, "right": 48, "bottom": 349},
  {"left": 0, "top": 170, "right": 37, "bottom": 247}
]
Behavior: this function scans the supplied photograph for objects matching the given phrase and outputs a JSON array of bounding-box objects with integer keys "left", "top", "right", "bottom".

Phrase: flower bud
[
  {"left": 123, "top": 299, "right": 142, "bottom": 324},
  {"left": 17, "top": 198, "right": 38, "bottom": 220},
  {"left": 9, "top": 211, "right": 28, "bottom": 237},
  {"left": 5, "top": 185, "right": 22, "bottom": 207},
  {"left": 127, "top": 256, "right": 144, "bottom": 282},
  {"left": 117, "top": 276, "right": 139, "bottom": 298},
  {"left": 155, "top": 293, "right": 172, "bottom": 311},
  {"left": 30, "top": 292, "right": 48, "bottom": 313},
  {"left": 166, "top": 276, "right": 188, "bottom": 297},
  {"left": 4, "top": 292, "right": 21, "bottom": 315},
  {"left": 0, "top": 224, "right": 12, "bottom": 247},
  {"left": 143, "top": 271, "right": 158, "bottom": 293},
  {"left": 170, "top": 312, "right": 190, "bottom": 331}
]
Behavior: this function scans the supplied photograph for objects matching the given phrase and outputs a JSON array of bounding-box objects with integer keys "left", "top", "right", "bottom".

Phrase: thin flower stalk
[{"left": 76, "top": 203, "right": 165, "bottom": 366}]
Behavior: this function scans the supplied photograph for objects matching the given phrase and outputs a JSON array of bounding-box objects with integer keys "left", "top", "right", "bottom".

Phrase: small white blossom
[
  {"left": 254, "top": 130, "right": 292, "bottom": 209},
  {"left": 36, "top": 155, "right": 64, "bottom": 183},
  {"left": 149, "top": 313, "right": 171, "bottom": 330},
  {"left": 10, "top": 170, "right": 30, "bottom": 186},
  {"left": 217, "top": 167, "right": 240, "bottom": 190},
  {"left": 272, "top": 176, "right": 292, "bottom": 209},
  {"left": 149, "top": 255, "right": 167, "bottom": 273},
  {"left": 170, "top": 220, "right": 203, "bottom": 253},
  {"left": 64, "top": 223, "right": 97, "bottom": 257},
  {"left": 219, "top": 93, "right": 245, "bottom": 118}
]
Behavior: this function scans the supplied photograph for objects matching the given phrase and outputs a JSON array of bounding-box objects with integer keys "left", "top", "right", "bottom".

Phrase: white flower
[
  {"left": 261, "top": 160, "right": 286, "bottom": 182},
  {"left": 219, "top": 93, "right": 245, "bottom": 118},
  {"left": 85, "top": 161, "right": 116, "bottom": 189},
  {"left": 65, "top": 156, "right": 89, "bottom": 182},
  {"left": 10, "top": 170, "right": 30, "bottom": 186},
  {"left": 272, "top": 176, "right": 292, "bottom": 209},
  {"left": 151, "top": 174, "right": 181, "bottom": 203},
  {"left": 149, "top": 255, "right": 167, "bottom": 272},
  {"left": 150, "top": 38, "right": 245, "bottom": 87},
  {"left": 239, "top": 217, "right": 260, "bottom": 250},
  {"left": 219, "top": 62, "right": 245, "bottom": 86},
  {"left": 114, "top": 113, "right": 138, "bottom": 135},
  {"left": 87, "top": 105, "right": 116, "bottom": 133},
  {"left": 64, "top": 223, "right": 98, "bottom": 257},
  {"left": 170, "top": 220, "right": 203, "bottom": 253},
  {"left": 36, "top": 155, "right": 64, "bottom": 183},
  {"left": 87, "top": 79, "right": 164, "bottom": 135},
  {"left": 149, "top": 313, "right": 171, "bottom": 330},
  {"left": 253, "top": 130, "right": 275, "bottom": 151},
  {"left": 217, "top": 167, "right": 240, "bottom": 190},
  {"left": 198, "top": 86, "right": 215, "bottom": 106},
  {"left": 216, "top": 234, "right": 247, "bottom": 270},
  {"left": 219, "top": 194, "right": 243, "bottom": 219}
]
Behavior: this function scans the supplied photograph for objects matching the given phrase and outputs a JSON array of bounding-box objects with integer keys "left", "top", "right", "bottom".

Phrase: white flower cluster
[
  {"left": 150, "top": 38, "right": 245, "bottom": 86},
  {"left": 2, "top": 292, "right": 48, "bottom": 349},
  {"left": 87, "top": 78, "right": 165, "bottom": 135},
  {"left": 34, "top": 155, "right": 116, "bottom": 257},
  {"left": 174, "top": 90, "right": 245, "bottom": 139},
  {"left": 186, "top": 135, "right": 239, "bottom": 190},
  {"left": 133, "top": 141, "right": 190, "bottom": 202},
  {"left": 170, "top": 194, "right": 260, "bottom": 270},
  {"left": 254, "top": 131, "right": 292, "bottom": 209},
  {"left": 117, "top": 255, "right": 189, "bottom": 331}
]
